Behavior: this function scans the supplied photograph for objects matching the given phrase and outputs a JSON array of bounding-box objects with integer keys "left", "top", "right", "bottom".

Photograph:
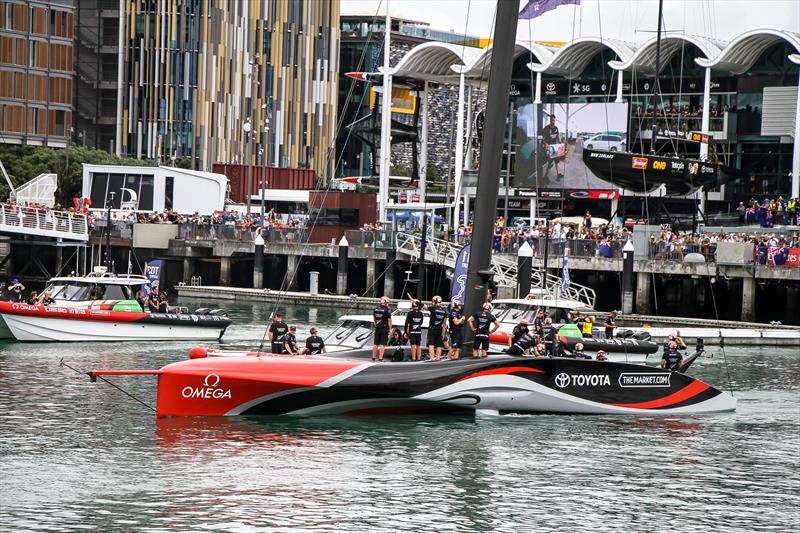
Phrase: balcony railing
[{"left": 0, "top": 203, "right": 88, "bottom": 241}]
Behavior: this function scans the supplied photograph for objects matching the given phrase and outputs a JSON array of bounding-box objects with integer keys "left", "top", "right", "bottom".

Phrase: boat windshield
[
  {"left": 326, "top": 319, "right": 374, "bottom": 348},
  {"left": 44, "top": 281, "right": 135, "bottom": 301}
]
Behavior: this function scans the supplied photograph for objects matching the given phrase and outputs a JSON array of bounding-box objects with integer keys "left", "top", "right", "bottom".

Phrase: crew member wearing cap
[
  {"left": 427, "top": 296, "right": 448, "bottom": 361},
  {"left": 595, "top": 350, "right": 608, "bottom": 361},
  {"left": 304, "top": 328, "right": 326, "bottom": 355},
  {"left": 372, "top": 296, "right": 392, "bottom": 362},
  {"left": 447, "top": 299, "right": 465, "bottom": 360},
  {"left": 404, "top": 299, "right": 424, "bottom": 361},
  {"left": 268, "top": 313, "right": 289, "bottom": 354},
  {"left": 8, "top": 278, "right": 25, "bottom": 303},
  {"left": 509, "top": 319, "right": 529, "bottom": 348},
  {"left": 283, "top": 326, "right": 299, "bottom": 355},
  {"left": 468, "top": 302, "right": 500, "bottom": 358}
]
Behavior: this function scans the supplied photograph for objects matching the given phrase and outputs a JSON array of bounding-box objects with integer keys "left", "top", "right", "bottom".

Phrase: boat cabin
[{"left": 43, "top": 269, "right": 150, "bottom": 303}]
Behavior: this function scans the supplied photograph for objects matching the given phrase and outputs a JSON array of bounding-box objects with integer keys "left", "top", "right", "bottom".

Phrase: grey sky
[{"left": 341, "top": 0, "right": 799, "bottom": 44}]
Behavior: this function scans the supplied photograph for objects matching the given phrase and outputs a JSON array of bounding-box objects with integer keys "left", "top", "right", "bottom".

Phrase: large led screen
[{"left": 513, "top": 102, "right": 629, "bottom": 190}]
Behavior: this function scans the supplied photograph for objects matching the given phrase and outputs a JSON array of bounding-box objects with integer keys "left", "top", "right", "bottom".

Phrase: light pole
[
  {"left": 243, "top": 117, "right": 252, "bottom": 215},
  {"left": 261, "top": 102, "right": 271, "bottom": 217}
]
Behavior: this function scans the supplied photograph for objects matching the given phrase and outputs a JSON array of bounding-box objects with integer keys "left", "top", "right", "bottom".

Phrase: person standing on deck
[
  {"left": 426, "top": 296, "right": 448, "bottom": 361},
  {"left": 404, "top": 299, "right": 424, "bottom": 361},
  {"left": 447, "top": 300, "right": 465, "bottom": 360},
  {"left": 604, "top": 311, "right": 617, "bottom": 339},
  {"left": 468, "top": 302, "right": 500, "bottom": 359},
  {"left": 372, "top": 296, "right": 392, "bottom": 362},
  {"left": 268, "top": 313, "right": 289, "bottom": 354}
]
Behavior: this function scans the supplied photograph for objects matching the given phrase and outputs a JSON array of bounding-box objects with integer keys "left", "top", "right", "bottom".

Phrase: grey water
[{"left": 0, "top": 299, "right": 798, "bottom": 532}]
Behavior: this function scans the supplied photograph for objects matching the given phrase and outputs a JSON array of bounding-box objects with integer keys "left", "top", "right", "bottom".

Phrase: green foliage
[{"left": 0, "top": 145, "right": 153, "bottom": 204}]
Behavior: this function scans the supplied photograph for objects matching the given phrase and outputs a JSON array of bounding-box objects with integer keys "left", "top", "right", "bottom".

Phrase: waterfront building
[
  {"left": 70, "top": 0, "right": 339, "bottom": 176},
  {"left": 336, "top": 14, "right": 482, "bottom": 181},
  {"left": 384, "top": 30, "right": 800, "bottom": 220},
  {"left": 0, "top": 0, "right": 75, "bottom": 148}
]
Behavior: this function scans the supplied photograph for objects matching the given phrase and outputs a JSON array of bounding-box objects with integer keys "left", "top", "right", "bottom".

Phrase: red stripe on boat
[
  {"left": 608, "top": 379, "right": 711, "bottom": 409},
  {"left": 0, "top": 301, "right": 146, "bottom": 322},
  {"left": 457, "top": 366, "right": 545, "bottom": 382}
]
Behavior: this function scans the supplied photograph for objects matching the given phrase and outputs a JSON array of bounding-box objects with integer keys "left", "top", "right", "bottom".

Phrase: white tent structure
[{"left": 12, "top": 173, "right": 58, "bottom": 207}]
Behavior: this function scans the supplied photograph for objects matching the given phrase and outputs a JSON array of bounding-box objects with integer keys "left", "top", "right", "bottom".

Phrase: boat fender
[{"left": 189, "top": 347, "right": 208, "bottom": 359}]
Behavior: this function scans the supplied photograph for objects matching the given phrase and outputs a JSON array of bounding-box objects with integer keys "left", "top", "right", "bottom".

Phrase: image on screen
[{"left": 512, "top": 102, "right": 629, "bottom": 190}]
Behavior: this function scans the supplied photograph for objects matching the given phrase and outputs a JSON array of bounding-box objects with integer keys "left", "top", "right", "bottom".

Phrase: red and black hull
[{"left": 94, "top": 354, "right": 736, "bottom": 417}]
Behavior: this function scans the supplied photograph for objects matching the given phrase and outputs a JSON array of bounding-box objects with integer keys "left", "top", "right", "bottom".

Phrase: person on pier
[
  {"left": 447, "top": 300, "right": 465, "bottom": 360},
  {"left": 268, "top": 313, "right": 289, "bottom": 354},
  {"left": 468, "top": 302, "right": 500, "bottom": 359},
  {"left": 404, "top": 299, "right": 424, "bottom": 361},
  {"left": 427, "top": 296, "right": 448, "bottom": 361},
  {"left": 372, "top": 296, "right": 392, "bottom": 362}
]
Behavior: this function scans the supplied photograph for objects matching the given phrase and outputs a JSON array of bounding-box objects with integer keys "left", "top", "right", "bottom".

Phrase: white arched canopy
[
  {"left": 695, "top": 29, "right": 800, "bottom": 74},
  {"left": 388, "top": 41, "right": 479, "bottom": 83},
  {"left": 609, "top": 34, "right": 726, "bottom": 75},
  {"left": 530, "top": 37, "right": 636, "bottom": 78}
]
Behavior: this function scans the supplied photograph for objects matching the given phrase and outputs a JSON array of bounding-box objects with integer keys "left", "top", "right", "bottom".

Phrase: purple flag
[{"left": 519, "top": 0, "right": 581, "bottom": 19}]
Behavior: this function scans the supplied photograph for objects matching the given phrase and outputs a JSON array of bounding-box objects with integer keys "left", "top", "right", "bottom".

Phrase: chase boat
[{"left": 0, "top": 268, "right": 231, "bottom": 342}]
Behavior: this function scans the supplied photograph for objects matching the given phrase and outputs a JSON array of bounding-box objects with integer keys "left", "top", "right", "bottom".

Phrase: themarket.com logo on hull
[{"left": 619, "top": 373, "right": 671, "bottom": 388}]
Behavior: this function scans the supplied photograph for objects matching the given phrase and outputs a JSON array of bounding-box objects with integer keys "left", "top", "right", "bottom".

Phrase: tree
[{"left": 0, "top": 145, "right": 153, "bottom": 204}]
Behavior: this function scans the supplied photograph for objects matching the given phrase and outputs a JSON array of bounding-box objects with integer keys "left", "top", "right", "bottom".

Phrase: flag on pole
[
  {"left": 561, "top": 241, "right": 570, "bottom": 295},
  {"left": 519, "top": 0, "right": 581, "bottom": 19}
]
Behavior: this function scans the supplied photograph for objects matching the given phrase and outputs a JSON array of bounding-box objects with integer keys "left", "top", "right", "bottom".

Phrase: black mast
[
  {"left": 648, "top": 0, "right": 665, "bottom": 155},
  {"left": 463, "top": 0, "right": 520, "bottom": 352}
]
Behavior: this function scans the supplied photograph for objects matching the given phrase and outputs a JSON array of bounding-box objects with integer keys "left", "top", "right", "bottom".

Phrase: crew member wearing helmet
[
  {"left": 468, "top": 302, "right": 500, "bottom": 358},
  {"left": 596, "top": 350, "right": 608, "bottom": 361},
  {"left": 661, "top": 341, "right": 683, "bottom": 371},
  {"left": 427, "top": 296, "right": 448, "bottom": 361},
  {"left": 447, "top": 299, "right": 465, "bottom": 360},
  {"left": 372, "top": 296, "right": 392, "bottom": 362}
]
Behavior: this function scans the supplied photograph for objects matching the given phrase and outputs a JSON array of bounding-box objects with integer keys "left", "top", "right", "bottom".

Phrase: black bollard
[
  {"left": 517, "top": 241, "right": 532, "bottom": 298},
  {"left": 337, "top": 235, "right": 349, "bottom": 295},
  {"left": 622, "top": 239, "right": 634, "bottom": 314}
]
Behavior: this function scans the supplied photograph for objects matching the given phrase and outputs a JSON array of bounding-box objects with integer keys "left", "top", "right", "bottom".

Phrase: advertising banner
[
  {"left": 144, "top": 259, "right": 163, "bottom": 294},
  {"left": 513, "top": 102, "right": 628, "bottom": 190},
  {"left": 450, "top": 245, "right": 471, "bottom": 303},
  {"left": 767, "top": 247, "right": 800, "bottom": 267}
]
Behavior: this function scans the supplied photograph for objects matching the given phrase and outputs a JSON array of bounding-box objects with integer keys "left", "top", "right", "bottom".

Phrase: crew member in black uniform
[
  {"left": 268, "top": 313, "right": 289, "bottom": 354},
  {"left": 573, "top": 342, "right": 592, "bottom": 359},
  {"left": 372, "top": 296, "right": 392, "bottom": 362},
  {"left": 283, "top": 326, "right": 299, "bottom": 355},
  {"left": 541, "top": 114, "right": 564, "bottom": 180},
  {"left": 542, "top": 317, "right": 558, "bottom": 356},
  {"left": 404, "top": 300, "right": 424, "bottom": 361},
  {"left": 661, "top": 341, "right": 684, "bottom": 371},
  {"left": 663, "top": 333, "right": 687, "bottom": 354},
  {"left": 533, "top": 308, "right": 546, "bottom": 331},
  {"left": 509, "top": 319, "right": 529, "bottom": 348},
  {"left": 447, "top": 299, "right": 465, "bottom": 360},
  {"left": 468, "top": 302, "right": 500, "bottom": 358},
  {"left": 427, "top": 296, "right": 448, "bottom": 361},
  {"left": 388, "top": 328, "right": 405, "bottom": 346},
  {"left": 304, "top": 328, "right": 326, "bottom": 355},
  {"left": 507, "top": 331, "right": 538, "bottom": 356},
  {"left": 604, "top": 311, "right": 617, "bottom": 339}
]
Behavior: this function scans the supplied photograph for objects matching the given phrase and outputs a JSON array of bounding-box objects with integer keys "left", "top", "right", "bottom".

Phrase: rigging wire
[{"left": 254, "top": 0, "right": 387, "bottom": 354}]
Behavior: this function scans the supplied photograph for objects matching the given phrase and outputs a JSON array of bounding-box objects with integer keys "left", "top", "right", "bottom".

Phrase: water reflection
[{"left": 0, "top": 302, "right": 798, "bottom": 531}]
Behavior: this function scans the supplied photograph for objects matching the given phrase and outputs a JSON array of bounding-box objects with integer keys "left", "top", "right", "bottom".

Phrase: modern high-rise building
[
  {"left": 74, "top": 0, "right": 340, "bottom": 177},
  {"left": 0, "top": 0, "right": 75, "bottom": 148}
]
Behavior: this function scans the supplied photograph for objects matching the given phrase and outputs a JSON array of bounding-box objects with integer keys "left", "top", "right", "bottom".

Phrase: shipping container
[{"left": 212, "top": 164, "right": 316, "bottom": 204}]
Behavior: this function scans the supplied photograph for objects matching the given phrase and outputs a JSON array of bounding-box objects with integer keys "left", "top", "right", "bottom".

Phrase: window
[
  {"left": 29, "top": 107, "right": 39, "bottom": 133},
  {"left": 54, "top": 109, "right": 65, "bottom": 136},
  {"left": 3, "top": 2, "right": 14, "bottom": 30},
  {"left": 29, "top": 40, "right": 36, "bottom": 66},
  {"left": 165, "top": 177, "right": 174, "bottom": 210},
  {"left": 340, "top": 208, "right": 359, "bottom": 226}
]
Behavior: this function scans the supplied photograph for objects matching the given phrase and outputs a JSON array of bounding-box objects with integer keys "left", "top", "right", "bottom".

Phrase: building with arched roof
[{"left": 350, "top": 27, "right": 800, "bottom": 223}]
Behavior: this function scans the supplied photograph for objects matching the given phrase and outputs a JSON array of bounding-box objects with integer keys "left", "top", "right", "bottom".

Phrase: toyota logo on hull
[
  {"left": 554, "top": 373, "right": 612, "bottom": 388},
  {"left": 555, "top": 373, "right": 571, "bottom": 388}
]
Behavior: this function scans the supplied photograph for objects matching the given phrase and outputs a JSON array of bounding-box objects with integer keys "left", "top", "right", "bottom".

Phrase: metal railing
[
  {"left": 395, "top": 231, "right": 597, "bottom": 308},
  {"left": 648, "top": 242, "right": 717, "bottom": 262},
  {"left": 344, "top": 230, "right": 394, "bottom": 250},
  {"left": 0, "top": 203, "right": 88, "bottom": 241},
  {"left": 176, "top": 223, "right": 308, "bottom": 244}
]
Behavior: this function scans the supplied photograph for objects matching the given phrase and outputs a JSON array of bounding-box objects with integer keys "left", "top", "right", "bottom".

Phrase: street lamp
[{"left": 243, "top": 117, "right": 253, "bottom": 215}]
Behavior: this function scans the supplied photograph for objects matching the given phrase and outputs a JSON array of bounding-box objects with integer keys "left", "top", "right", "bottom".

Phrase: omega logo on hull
[{"left": 181, "top": 373, "right": 232, "bottom": 399}]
